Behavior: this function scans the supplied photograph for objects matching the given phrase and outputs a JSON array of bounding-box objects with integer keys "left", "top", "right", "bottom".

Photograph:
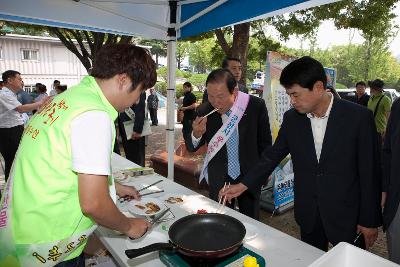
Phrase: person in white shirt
[
  {"left": 0, "top": 70, "right": 46, "bottom": 180},
  {"left": 49, "top": 79, "right": 60, "bottom": 96}
]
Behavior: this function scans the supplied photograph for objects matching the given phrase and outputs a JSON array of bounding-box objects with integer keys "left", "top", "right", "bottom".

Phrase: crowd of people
[{"left": 0, "top": 43, "right": 399, "bottom": 266}]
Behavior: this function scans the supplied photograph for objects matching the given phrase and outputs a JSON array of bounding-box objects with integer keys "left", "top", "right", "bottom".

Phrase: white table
[{"left": 96, "top": 153, "right": 324, "bottom": 267}]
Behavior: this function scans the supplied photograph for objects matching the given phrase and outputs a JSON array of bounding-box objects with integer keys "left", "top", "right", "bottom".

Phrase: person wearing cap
[{"left": 367, "top": 79, "right": 391, "bottom": 144}]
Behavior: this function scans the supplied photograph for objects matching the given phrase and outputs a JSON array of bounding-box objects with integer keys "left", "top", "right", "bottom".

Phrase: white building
[{"left": 0, "top": 34, "right": 87, "bottom": 92}]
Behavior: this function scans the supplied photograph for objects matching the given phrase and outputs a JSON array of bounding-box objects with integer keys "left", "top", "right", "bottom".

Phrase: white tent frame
[{"left": 0, "top": 0, "right": 340, "bottom": 181}]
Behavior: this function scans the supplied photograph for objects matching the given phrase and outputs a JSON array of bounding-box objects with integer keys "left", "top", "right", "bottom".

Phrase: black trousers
[
  {"left": 0, "top": 125, "right": 24, "bottom": 180},
  {"left": 300, "top": 209, "right": 366, "bottom": 251},
  {"left": 182, "top": 118, "right": 193, "bottom": 140},
  {"left": 149, "top": 108, "right": 158, "bottom": 125},
  {"left": 121, "top": 137, "right": 146, "bottom": 167}
]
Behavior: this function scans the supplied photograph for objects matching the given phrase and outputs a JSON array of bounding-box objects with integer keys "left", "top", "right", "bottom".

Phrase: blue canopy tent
[{"left": 0, "top": 0, "right": 339, "bottom": 180}]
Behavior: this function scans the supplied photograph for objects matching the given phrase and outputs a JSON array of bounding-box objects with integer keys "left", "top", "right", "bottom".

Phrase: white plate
[
  {"left": 126, "top": 229, "right": 169, "bottom": 249},
  {"left": 243, "top": 222, "right": 258, "bottom": 241},
  {"left": 127, "top": 197, "right": 164, "bottom": 216}
]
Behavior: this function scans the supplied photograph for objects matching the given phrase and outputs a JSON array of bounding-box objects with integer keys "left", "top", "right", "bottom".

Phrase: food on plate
[
  {"left": 144, "top": 202, "right": 160, "bottom": 214},
  {"left": 165, "top": 196, "right": 184, "bottom": 204},
  {"left": 135, "top": 204, "right": 145, "bottom": 210},
  {"left": 197, "top": 209, "right": 208, "bottom": 214}
]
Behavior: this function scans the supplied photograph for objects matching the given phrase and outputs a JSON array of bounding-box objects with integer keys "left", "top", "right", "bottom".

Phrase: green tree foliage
[
  {"left": 176, "top": 41, "right": 190, "bottom": 70},
  {"left": 187, "top": 74, "right": 208, "bottom": 91},
  {"left": 281, "top": 43, "right": 400, "bottom": 89},
  {"left": 138, "top": 39, "right": 167, "bottom": 66},
  {"left": 1, "top": 21, "right": 135, "bottom": 72},
  {"left": 187, "top": 38, "right": 216, "bottom": 73}
]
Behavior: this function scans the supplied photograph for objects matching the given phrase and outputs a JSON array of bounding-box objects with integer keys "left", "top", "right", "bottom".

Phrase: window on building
[
  {"left": 23, "top": 85, "right": 35, "bottom": 93},
  {"left": 21, "top": 49, "right": 39, "bottom": 61}
]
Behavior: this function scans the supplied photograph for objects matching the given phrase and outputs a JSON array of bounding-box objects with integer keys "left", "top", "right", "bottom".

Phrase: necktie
[{"left": 226, "top": 111, "right": 241, "bottom": 179}]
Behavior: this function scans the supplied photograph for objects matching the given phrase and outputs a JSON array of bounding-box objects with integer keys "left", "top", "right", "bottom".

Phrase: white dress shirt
[
  {"left": 0, "top": 87, "right": 24, "bottom": 128},
  {"left": 306, "top": 93, "right": 333, "bottom": 162}
]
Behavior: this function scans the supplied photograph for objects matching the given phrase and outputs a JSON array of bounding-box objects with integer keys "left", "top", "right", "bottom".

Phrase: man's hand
[
  {"left": 357, "top": 225, "right": 378, "bottom": 249},
  {"left": 218, "top": 183, "right": 248, "bottom": 202},
  {"left": 381, "top": 192, "right": 387, "bottom": 209},
  {"left": 192, "top": 116, "right": 207, "bottom": 138},
  {"left": 131, "top": 132, "right": 141, "bottom": 140},
  {"left": 115, "top": 182, "right": 140, "bottom": 200},
  {"left": 124, "top": 218, "right": 151, "bottom": 239}
]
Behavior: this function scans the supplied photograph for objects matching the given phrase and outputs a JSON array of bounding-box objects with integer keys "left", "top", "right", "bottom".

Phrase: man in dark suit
[
  {"left": 185, "top": 69, "right": 272, "bottom": 220},
  {"left": 382, "top": 98, "right": 400, "bottom": 264},
  {"left": 118, "top": 91, "right": 146, "bottom": 166},
  {"left": 202, "top": 57, "right": 248, "bottom": 103},
  {"left": 219, "top": 56, "right": 382, "bottom": 251}
]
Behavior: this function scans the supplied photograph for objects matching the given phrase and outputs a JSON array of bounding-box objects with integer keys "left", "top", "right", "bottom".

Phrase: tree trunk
[
  {"left": 215, "top": 22, "right": 250, "bottom": 85},
  {"left": 47, "top": 28, "right": 133, "bottom": 72},
  {"left": 364, "top": 35, "right": 372, "bottom": 81}
]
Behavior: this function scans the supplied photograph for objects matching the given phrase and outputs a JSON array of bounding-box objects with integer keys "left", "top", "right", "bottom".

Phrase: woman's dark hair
[
  {"left": 280, "top": 56, "right": 327, "bottom": 91},
  {"left": 206, "top": 69, "right": 237, "bottom": 94},
  {"left": 183, "top": 81, "right": 192, "bottom": 88},
  {"left": 91, "top": 44, "right": 157, "bottom": 92},
  {"left": 38, "top": 84, "right": 47, "bottom": 93}
]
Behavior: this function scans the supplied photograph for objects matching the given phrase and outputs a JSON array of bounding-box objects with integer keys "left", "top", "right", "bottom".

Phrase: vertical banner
[
  {"left": 263, "top": 51, "right": 297, "bottom": 210},
  {"left": 263, "top": 51, "right": 297, "bottom": 140},
  {"left": 324, "top": 67, "right": 336, "bottom": 89}
]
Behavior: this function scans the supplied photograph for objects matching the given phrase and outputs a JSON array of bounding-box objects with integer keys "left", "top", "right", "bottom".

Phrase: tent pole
[
  {"left": 166, "top": 0, "right": 177, "bottom": 180},
  {"left": 166, "top": 39, "right": 176, "bottom": 180}
]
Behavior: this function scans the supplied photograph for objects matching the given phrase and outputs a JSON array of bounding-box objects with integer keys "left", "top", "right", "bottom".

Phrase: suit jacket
[
  {"left": 243, "top": 97, "right": 382, "bottom": 243},
  {"left": 382, "top": 98, "right": 400, "bottom": 230},
  {"left": 185, "top": 95, "right": 272, "bottom": 194},
  {"left": 119, "top": 92, "right": 146, "bottom": 135}
]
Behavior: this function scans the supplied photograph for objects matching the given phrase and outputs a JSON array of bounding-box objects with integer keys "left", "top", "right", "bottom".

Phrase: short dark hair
[
  {"left": 280, "top": 56, "right": 326, "bottom": 91},
  {"left": 2, "top": 70, "right": 21, "bottom": 83},
  {"left": 91, "top": 44, "right": 156, "bottom": 92},
  {"left": 38, "top": 84, "right": 47, "bottom": 93},
  {"left": 206, "top": 68, "right": 237, "bottom": 94},
  {"left": 368, "top": 79, "right": 384, "bottom": 90},
  {"left": 222, "top": 57, "right": 241, "bottom": 69},
  {"left": 53, "top": 80, "right": 60, "bottom": 85},
  {"left": 183, "top": 81, "right": 192, "bottom": 88},
  {"left": 356, "top": 81, "right": 366, "bottom": 87}
]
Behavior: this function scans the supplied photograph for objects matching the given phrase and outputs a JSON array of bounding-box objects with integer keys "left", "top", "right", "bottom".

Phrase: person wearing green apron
[{"left": 0, "top": 44, "right": 157, "bottom": 267}]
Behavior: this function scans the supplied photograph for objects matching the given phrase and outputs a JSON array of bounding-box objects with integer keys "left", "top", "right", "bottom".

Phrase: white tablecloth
[{"left": 95, "top": 153, "right": 324, "bottom": 267}]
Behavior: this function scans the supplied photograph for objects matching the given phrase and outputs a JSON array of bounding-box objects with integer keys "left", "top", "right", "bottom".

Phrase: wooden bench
[{"left": 150, "top": 143, "right": 208, "bottom": 191}]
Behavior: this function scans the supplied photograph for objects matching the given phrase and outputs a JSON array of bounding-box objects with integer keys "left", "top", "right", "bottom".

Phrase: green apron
[{"left": 0, "top": 76, "right": 117, "bottom": 267}]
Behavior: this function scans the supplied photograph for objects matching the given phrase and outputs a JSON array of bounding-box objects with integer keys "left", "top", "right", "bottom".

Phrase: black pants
[
  {"left": 182, "top": 118, "right": 193, "bottom": 140},
  {"left": 149, "top": 108, "right": 158, "bottom": 126},
  {"left": 121, "top": 137, "right": 146, "bottom": 166},
  {"left": 0, "top": 125, "right": 24, "bottom": 180},
  {"left": 300, "top": 209, "right": 366, "bottom": 251}
]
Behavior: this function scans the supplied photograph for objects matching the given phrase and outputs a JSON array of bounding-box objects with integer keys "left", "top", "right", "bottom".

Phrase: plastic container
[{"left": 309, "top": 242, "right": 399, "bottom": 267}]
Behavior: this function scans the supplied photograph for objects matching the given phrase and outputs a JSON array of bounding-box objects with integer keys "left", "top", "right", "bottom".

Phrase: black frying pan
[{"left": 125, "top": 213, "right": 246, "bottom": 259}]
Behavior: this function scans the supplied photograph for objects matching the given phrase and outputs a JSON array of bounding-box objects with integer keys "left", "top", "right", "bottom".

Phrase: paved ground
[{"left": 0, "top": 107, "right": 388, "bottom": 259}]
